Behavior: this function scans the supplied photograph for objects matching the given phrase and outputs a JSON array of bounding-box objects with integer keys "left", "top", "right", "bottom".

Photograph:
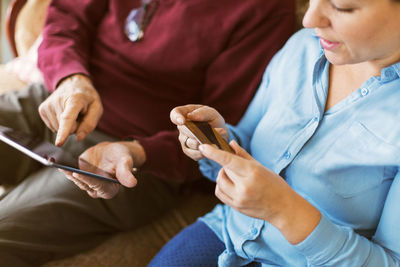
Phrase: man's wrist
[
  {"left": 120, "top": 140, "right": 146, "bottom": 167},
  {"left": 57, "top": 73, "right": 92, "bottom": 89}
]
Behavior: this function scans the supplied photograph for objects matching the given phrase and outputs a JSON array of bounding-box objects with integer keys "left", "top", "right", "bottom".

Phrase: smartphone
[
  {"left": 0, "top": 125, "right": 120, "bottom": 184},
  {"left": 183, "top": 120, "right": 234, "bottom": 153}
]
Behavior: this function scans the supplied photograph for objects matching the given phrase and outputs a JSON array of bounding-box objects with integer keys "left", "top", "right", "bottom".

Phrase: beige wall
[{"left": 1, "top": 0, "right": 13, "bottom": 63}]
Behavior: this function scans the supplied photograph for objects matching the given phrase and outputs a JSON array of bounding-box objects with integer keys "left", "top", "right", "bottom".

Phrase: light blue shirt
[{"left": 199, "top": 29, "right": 400, "bottom": 266}]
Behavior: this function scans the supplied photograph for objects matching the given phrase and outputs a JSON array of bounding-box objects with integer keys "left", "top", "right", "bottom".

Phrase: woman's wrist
[{"left": 270, "top": 188, "right": 321, "bottom": 245}]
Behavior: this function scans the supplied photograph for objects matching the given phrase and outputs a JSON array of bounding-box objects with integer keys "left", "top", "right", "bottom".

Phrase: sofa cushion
[
  {"left": 43, "top": 189, "right": 220, "bottom": 267},
  {"left": 14, "top": 0, "right": 50, "bottom": 56},
  {"left": 4, "top": 35, "right": 44, "bottom": 85},
  {"left": 0, "top": 65, "right": 27, "bottom": 94}
]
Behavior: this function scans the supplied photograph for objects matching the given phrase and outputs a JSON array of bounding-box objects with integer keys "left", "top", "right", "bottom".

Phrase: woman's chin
[{"left": 324, "top": 51, "right": 351, "bottom": 66}]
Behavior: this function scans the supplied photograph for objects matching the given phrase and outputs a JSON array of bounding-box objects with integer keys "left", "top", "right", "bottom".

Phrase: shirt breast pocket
[{"left": 313, "top": 121, "right": 399, "bottom": 198}]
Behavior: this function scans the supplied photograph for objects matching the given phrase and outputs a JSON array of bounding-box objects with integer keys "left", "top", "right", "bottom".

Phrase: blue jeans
[{"left": 149, "top": 220, "right": 261, "bottom": 267}]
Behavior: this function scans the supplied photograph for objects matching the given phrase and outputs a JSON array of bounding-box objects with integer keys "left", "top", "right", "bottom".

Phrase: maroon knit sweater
[{"left": 38, "top": 0, "right": 295, "bottom": 182}]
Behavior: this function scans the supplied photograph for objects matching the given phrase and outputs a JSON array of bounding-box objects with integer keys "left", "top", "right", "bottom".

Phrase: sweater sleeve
[
  {"left": 295, "top": 172, "right": 400, "bottom": 266},
  {"left": 137, "top": 6, "right": 295, "bottom": 182},
  {"left": 38, "top": 0, "right": 108, "bottom": 91}
]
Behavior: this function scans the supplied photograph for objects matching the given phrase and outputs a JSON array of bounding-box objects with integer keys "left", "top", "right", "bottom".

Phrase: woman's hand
[
  {"left": 38, "top": 74, "right": 103, "bottom": 146},
  {"left": 170, "top": 104, "right": 228, "bottom": 161},
  {"left": 60, "top": 140, "right": 146, "bottom": 199},
  {"left": 200, "top": 141, "right": 321, "bottom": 244}
]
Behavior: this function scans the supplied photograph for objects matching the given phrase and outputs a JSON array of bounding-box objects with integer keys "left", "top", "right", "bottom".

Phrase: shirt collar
[
  {"left": 391, "top": 62, "right": 400, "bottom": 78},
  {"left": 380, "top": 63, "right": 400, "bottom": 83}
]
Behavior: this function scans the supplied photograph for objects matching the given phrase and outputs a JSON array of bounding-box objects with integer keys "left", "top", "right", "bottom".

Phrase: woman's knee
[{"left": 149, "top": 220, "right": 224, "bottom": 267}]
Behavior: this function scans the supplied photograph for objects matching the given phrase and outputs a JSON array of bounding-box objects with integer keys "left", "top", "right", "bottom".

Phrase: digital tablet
[{"left": 0, "top": 125, "right": 120, "bottom": 184}]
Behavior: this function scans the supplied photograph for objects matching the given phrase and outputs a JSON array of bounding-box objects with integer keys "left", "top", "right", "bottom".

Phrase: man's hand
[
  {"left": 38, "top": 74, "right": 103, "bottom": 146},
  {"left": 60, "top": 141, "right": 146, "bottom": 199}
]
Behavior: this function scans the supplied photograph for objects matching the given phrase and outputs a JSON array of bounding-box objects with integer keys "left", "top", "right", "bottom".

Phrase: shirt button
[
  {"left": 313, "top": 117, "right": 319, "bottom": 122},
  {"left": 361, "top": 88, "right": 369, "bottom": 96},
  {"left": 251, "top": 228, "right": 258, "bottom": 235},
  {"left": 385, "top": 69, "right": 395, "bottom": 77},
  {"left": 284, "top": 151, "right": 291, "bottom": 159}
]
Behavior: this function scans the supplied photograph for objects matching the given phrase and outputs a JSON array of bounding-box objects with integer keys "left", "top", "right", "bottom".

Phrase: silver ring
[{"left": 184, "top": 136, "right": 190, "bottom": 149}]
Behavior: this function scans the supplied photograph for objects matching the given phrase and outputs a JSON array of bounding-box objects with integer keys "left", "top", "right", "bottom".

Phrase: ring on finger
[{"left": 184, "top": 136, "right": 190, "bottom": 149}]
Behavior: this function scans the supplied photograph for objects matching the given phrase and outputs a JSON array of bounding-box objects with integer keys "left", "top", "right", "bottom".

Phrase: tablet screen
[{"left": 0, "top": 125, "right": 120, "bottom": 184}]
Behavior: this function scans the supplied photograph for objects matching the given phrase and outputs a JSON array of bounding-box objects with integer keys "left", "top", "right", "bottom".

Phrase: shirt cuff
[
  {"left": 294, "top": 214, "right": 348, "bottom": 265},
  {"left": 199, "top": 158, "right": 221, "bottom": 182}
]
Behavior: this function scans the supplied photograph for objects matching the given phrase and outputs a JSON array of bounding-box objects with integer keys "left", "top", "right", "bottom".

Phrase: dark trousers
[
  {"left": 0, "top": 85, "right": 212, "bottom": 266},
  {"left": 149, "top": 220, "right": 261, "bottom": 267}
]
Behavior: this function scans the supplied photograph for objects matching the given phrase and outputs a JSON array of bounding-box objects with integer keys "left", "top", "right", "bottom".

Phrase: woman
[{"left": 150, "top": 0, "right": 400, "bottom": 266}]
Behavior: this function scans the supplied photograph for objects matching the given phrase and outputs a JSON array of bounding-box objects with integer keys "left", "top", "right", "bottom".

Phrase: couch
[{"left": 1, "top": 0, "right": 308, "bottom": 266}]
